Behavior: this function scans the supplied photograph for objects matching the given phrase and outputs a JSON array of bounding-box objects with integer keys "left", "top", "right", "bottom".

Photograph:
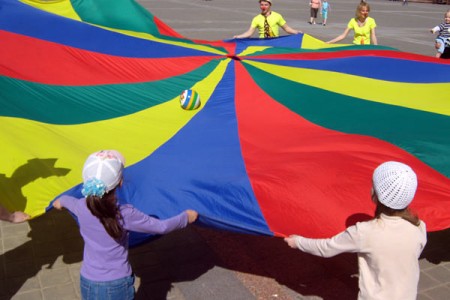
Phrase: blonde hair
[{"left": 355, "top": 1, "right": 370, "bottom": 20}]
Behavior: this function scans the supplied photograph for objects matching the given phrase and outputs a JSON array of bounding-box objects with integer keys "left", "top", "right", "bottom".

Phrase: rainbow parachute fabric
[{"left": 1, "top": 0, "right": 449, "bottom": 245}]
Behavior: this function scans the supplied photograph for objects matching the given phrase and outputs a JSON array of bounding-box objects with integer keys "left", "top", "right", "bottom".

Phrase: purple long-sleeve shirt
[{"left": 59, "top": 195, "right": 188, "bottom": 281}]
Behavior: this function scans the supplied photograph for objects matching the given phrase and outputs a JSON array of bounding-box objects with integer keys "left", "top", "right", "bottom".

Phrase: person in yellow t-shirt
[
  {"left": 234, "top": 0, "right": 302, "bottom": 39},
  {"left": 326, "top": 1, "right": 378, "bottom": 45}
]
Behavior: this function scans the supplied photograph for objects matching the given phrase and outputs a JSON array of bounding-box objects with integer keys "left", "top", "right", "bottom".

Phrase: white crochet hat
[
  {"left": 372, "top": 161, "right": 417, "bottom": 209},
  {"left": 82, "top": 150, "right": 125, "bottom": 195}
]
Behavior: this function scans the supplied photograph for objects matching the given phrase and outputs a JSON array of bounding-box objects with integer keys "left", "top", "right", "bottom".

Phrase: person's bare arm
[
  {"left": 53, "top": 199, "right": 63, "bottom": 210},
  {"left": 281, "top": 24, "right": 302, "bottom": 34},
  {"left": 185, "top": 210, "right": 198, "bottom": 224},
  {"left": 326, "top": 28, "right": 351, "bottom": 44},
  {"left": 371, "top": 28, "right": 378, "bottom": 45},
  {"left": 234, "top": 26, "right": 256, "bottom": 39}
]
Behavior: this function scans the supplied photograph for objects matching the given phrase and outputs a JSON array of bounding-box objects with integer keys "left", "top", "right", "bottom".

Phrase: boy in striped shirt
[{"left": 430, "top": 10, "right": 450, "bottom": 58}]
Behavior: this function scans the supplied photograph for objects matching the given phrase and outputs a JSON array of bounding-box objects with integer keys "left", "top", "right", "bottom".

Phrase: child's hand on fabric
[
  {"left": 284, "top": 235, "right": 300, "bottom": 249},
  {"left": 9, "top": 211, "right": 30, "bottom": 223},
  {"left": 186, "top": 210, "right": 198, "bottom": 224},
  {"left": 53, "top": 199, "right": 62, "bottom": 210}
]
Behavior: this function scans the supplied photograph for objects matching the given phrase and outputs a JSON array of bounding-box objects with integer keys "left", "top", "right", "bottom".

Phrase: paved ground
[
  {"left": 139, "top": 0, "right": 450, "bottom": 57},
  {"left": 1, "top": 1, "right": 449, "bottom": 300},
  {"left": 1, "top": 210, "right": 449, "bottom": 300}
]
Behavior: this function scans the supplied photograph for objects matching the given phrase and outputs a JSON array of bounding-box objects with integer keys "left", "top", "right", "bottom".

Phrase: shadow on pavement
[
  {"left": 194, "top": 226, "right": 359, "bottom": 300},
  {"left": 0, "top": 209, "right": 82, "bottom": 299},
  {"left": 2, "top": 211, "right": 448, "bottom": 300},
  {"left": 191, "top": 223, "right": 450, "bottom": 299},
  {"left": 130, "top": 227, "right": 216, "bottom": 300},
  {"left": 421, "top": 227, "right": 450, "bottom": 264}
]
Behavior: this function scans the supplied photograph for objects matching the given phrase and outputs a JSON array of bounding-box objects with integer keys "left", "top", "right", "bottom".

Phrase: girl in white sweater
[{"left": 285, "top": 161, "right": 427, "bottom": 300}]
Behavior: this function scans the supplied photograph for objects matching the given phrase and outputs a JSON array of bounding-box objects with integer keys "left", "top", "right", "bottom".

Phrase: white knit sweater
[{"left": 294, "top": 214, "right": 427, "bottom": 300}]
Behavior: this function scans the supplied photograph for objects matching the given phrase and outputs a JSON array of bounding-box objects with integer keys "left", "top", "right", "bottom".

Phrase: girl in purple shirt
[{"left": 53, "top": 150, "right": 198, "bottom": 300}]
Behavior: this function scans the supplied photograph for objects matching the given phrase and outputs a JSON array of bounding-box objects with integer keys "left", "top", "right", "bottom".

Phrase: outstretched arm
[
  {"left": 430, "top": 26, "right": 439, "bottom": 34},
  {"left": 185, "top": 209, "right": 198, "bottom": 224},
  {"left": 234, "top": 26, "right": 256, "bottom": 39},
  {"left": 326, "top": 28, "right": 351, "bottom": 44},
  {"left": 53, "top": 199, "right": 62, "bottom": 210},
  {"left": 123, "top": 206, "right": 198, "bottom": 234},
  {"left": 281, "top": 23, "right": 303, "bottom": 35},
  {"left": 284, "top": 227, "right": 360, "bottom": 258},
  {"left": 0, "top": 204, "right": 29, "bottom": 223}
]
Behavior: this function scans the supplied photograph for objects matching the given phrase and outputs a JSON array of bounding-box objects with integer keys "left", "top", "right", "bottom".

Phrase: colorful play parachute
[{"left": 1, "top": 0, "right": 449, "bottom": 245}]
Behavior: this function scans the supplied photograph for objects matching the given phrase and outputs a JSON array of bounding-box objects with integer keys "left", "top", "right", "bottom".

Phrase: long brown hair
[
  {"left": 374, "top": 200, "right": 420, "bottom": 226},
  {"left": 86, "top": 188, "right": 124, "bottom": 240}
]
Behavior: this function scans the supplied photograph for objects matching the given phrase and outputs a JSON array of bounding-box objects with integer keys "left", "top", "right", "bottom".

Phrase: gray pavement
[
  {"left": 139, "top": 0, "right": 450, "bottom": 57},
  {"left": 1, "top": 0, "right": 450, "bottom": 299},
  {"left": 1, "top": 210, "right": 449, "bottom": 300}
]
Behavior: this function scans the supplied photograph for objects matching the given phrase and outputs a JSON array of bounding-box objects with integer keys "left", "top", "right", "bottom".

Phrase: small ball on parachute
[{"left": 179, "top": 89, "right": 201, "bottom": 110}]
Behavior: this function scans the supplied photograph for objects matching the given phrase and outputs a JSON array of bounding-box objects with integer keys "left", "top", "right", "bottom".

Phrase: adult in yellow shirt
[
  {"left": 327, "top": 1, "right": 378, "bottom": 45},
  {"left": 234, "top": 0, "right": 302, "bottom": 39}
]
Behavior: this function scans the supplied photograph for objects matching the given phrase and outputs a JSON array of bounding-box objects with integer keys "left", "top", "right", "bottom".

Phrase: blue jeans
[
  {"left": 435, "top": 38, "right": 447, "bottom": 54},
  {"left": 80, "top": 275, "right": 135, "bottom": 300}
]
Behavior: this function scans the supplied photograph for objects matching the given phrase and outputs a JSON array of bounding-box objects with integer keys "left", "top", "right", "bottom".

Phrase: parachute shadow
[
  {"left": 3, "top": 211, "right": 447, "bottom": 299},
  {"left": 0, "top": 209, "right": 82, "bottom": 298},
  {"left": 192, "top": 226, "right": 359, "bottom": 300},
  {"left": 129, "top": 226, "right": 216, "bottom": 300},
  {"left": 128, "top": 213, "right": 362, "bottom": 299},
  {"left": 175, "top": 212, "right": 446, "bottom": 298},
  {"left": 420, "top": 228, "right": 450, "bottom": 265}
]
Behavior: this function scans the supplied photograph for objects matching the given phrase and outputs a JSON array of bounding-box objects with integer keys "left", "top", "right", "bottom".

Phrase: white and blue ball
[{"left": 180, "top": 89, "right": 201, "bottom": 110}]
